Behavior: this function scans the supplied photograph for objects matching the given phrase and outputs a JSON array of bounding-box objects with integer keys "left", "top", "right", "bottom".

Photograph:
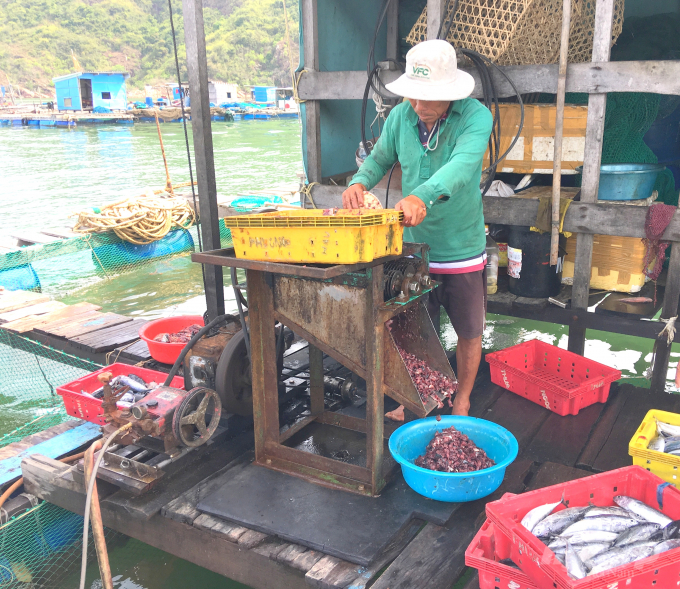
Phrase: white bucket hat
[{"left": 385, "top": 40, "right": 475, "bottom": 102}]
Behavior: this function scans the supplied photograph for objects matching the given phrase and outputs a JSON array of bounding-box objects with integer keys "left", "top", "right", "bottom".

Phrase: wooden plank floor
[
  {"left": 0, "top": 291, "right": 151, "bottom": 365},
  {"left": 18, "top": 363, "right": 670, "bottom": 589}
]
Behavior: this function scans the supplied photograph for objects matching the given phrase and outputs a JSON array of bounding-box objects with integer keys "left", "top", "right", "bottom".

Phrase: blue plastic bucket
[
  {"left": 576, "top": 163, "right": 665, "bottom": 201},
  {"left": 389, "top": 416, "right": 518, "bottom": 503}
]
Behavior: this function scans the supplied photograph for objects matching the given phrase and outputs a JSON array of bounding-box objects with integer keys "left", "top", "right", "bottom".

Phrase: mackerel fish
[
  {"left": 548, "top": 531, "right": 619, "bottom": 550},
  {"left": 532, "top": 506, "right": 590, "bottom": 538},
  {"left": 565, "top": 541, "right": 587, "bottom": 580},
  {"left": 521, "top": 494, "right": 565, "bottom": 532},
  {"left": 613, "top": 495, "right": 672, "bottom": 527},
  {"left": 653, "top": 539, "right": 680, "bottom": 555},
  {"left": 613, "top": 522, "right": 661, "bottom": 547},
  {"left": 560, "top": 516, "right": 639, "bottom": 537},
  {"left": 587, "top": 545, "right": 654, "bottom": 576}
]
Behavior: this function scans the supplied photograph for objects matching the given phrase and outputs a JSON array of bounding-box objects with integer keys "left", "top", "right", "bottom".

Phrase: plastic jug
[{"left": 485, "top": 230, "right": 499, "bottom": 295}]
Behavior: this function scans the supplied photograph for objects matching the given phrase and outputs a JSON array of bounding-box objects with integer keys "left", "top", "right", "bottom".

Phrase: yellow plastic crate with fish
[
  {"left": 224, "top": 209, "right": 404, "bottom": 264},
  {"left": 629, "top": 409, "right": 680, "bottom": 486}
]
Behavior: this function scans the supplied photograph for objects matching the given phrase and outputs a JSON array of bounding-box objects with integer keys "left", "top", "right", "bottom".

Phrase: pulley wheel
[
  {"left": 215, "top": 329, "right": 253, "bottom": 416},
  {"left": 172, "top": 387, "right": 222, "bottom": 448}
]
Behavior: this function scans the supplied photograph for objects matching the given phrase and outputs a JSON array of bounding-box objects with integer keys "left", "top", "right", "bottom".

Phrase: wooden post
[
  {"left": 366, "top": 266, "right": 385, "bottom": 494},
  {"left": 650, "top": 232, "right": 680, "bottom": 392},
  {"left": 247, "top": 270, "right": 280, "bottom": 463},
  {"left": 427, "top": 0, "right": 446, "bottom": 40},
  {"left": 550, "top": 0, "right": 571, "bottom": 266},
  {"left": 182, "top": 0, "right": 225, "bottom": 319},
  {"left": 567, "top": 0, "right": 615, "bottom": 355},
  {"left": 301, "top": 0, "right": 321, "bottom": 185},
  {"left": 386, "top": 0, "right": 399, "bottom": 61}
]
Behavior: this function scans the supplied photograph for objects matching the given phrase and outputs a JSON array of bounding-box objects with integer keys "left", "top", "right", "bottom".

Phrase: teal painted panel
[
  {"left": 0, "top": 421, "right": 101, "bottom": 486},
  {"left": 301, "top": 0, "right": 425, "bottom": 179}
]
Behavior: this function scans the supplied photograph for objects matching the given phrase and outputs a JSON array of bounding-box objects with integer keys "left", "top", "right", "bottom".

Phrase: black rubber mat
[{"left": 197, "top": 460, "right": 460, "bottom": 566}]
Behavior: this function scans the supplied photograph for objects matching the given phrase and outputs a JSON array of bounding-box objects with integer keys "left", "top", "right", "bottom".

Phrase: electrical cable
[
  {"left": 162, "top": 313, "right": 237, "bottom": 386},
  {"left": 79, "top": 423, "right": 132, "bottom": 589},
  {"left": 435, "top": 0, "right": 524, "bottom": 195},
  {"left": 168, "top": 0, "right": 211, "bottom": 311},
  {"left": 231, "top": 267, "right": 251, "bottom": 361}
]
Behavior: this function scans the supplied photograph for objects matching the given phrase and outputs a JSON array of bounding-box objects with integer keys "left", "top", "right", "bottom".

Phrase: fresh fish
[
  {"left": 668, "top": 449, "right": 680, "bottom": 456},
  {"left": 618, "top": 297, "right": 653, "bottom": 304},
  {"left": 560, "top": 516, "right": 639, "bottom": 537},
  {"left": 532, "top": 507, "right": 590, "bottom": 537},
  {"left": 664, "top": 519, "right": 680, "bottom": 538},
  {"left": 664, "top": 440, "right": 680, "bottom": 453},
  {"left": 657, "top": 419, "right": 680, "bottom": 438},
  {"left": 614, "top": 496, "right": 672, "bottom": 527},
  {"left": 111, "top": 375, "right": 149, "bottom": 394},
  {"left": 555, "top": 553, "right": 566, "bottom": 566},
  {"left": 521, "top": 494, "right": 565, "bottom": 532},
  {"left": 118, "top": 392, "right": 135, "bottom": 404},
  {"left": 653, "top": 539, "right": 680, "bottom": 555},
  {"left": 565, "top": 541, "right": 587, "bottom": 580},
  {"left": 127, "top": 373, "right": 147, "bottom": 386},
  {"left": 613, "top": 522, "right": 661, "bottom": 547},
  {"left": 576, "top": 543, "right": 612, "bottom": 564},
  {"left": 649, "top": 435, "right": 665, "bottom": 452},
  {"left": 549, "top": 531, "right": 619, "bottom": 549},
  {"left": 584, "top": 506, "right": 645, "bottom": 521},
  {"left": 587, "top": 545, "right": 654, "bottom": 576}
]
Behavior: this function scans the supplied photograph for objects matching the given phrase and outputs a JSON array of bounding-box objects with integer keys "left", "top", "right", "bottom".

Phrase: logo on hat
[{"left": 410, "top": 62, "right": 431, "bottom": 79}]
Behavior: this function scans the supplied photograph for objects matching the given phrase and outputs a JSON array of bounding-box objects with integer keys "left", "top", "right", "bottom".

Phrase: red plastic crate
[
  {"left": 465, "top": 519, "right": 538, "bottom": 589},
  {"left": 486, "top": 340, "right": 621, "bottom": 416},
  {"left": 486, "top": 466, "right": 680, "bottom": 589},
  {"left": 56, "top": 363, "right": 184, "bottom": 425}
]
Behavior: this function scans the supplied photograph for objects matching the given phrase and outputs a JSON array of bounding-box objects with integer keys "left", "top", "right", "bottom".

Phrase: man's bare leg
[{"left": 451, "top": 335, "right": 482, "bottom": 416}]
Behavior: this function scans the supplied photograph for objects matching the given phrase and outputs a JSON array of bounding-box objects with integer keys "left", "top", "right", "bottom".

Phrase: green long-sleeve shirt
[{"left": 349, "top": 99, "right": 493, "bottom": 262}]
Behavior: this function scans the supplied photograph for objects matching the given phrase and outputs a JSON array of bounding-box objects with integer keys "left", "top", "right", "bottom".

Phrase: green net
[
  {"left": 0, "top": 501, "right": 125, "bottom": 588},
  {"left": 0, "top": 330, "right": 102, "bottom": 447},
  {"left": 0, "top": 223, "right": 233, "bottom": 296}
]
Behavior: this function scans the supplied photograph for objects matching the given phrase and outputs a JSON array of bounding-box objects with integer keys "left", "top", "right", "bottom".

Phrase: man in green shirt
[{"left": 342, "top": 40, "right": 492, "bottom": 418}]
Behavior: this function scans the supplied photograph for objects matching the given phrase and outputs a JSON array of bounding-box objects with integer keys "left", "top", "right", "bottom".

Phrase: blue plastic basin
[
  {"left": 389, "top": 416, "right": 518, "bottom": 503},
  {"left": 576, "top": 163, "right": 665, "bottom": 201}
]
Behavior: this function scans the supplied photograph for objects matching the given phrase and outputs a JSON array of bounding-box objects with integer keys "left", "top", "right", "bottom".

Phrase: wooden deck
[
  {"left": 0, "top": 290, "right": 152, "bottom": 365},
  {"left": 18, "top": 363, "right": 677, "bottom": 589}
]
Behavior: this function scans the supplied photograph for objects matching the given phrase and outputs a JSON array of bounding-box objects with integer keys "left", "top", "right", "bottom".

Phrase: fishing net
[
  {"left": 406, "top": 0, "right": 624, "bottom": 66},
  {"left": 0, "top": 330, "right": 101, "bottom": 448},
  {"left": 0, "top": 501, "right": 125, "bottom": 588},
  {"left": 0, "top": 221, "right": 233, "bottom": 296}
]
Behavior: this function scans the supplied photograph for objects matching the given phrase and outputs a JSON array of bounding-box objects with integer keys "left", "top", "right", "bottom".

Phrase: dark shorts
[{"left": 427, "top": 269, "right": 487, "bottom": 339}]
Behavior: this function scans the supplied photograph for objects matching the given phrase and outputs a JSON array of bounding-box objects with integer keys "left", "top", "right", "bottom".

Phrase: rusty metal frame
[{"left": 195, "top": 244, "right": 446, "bottom": 496}]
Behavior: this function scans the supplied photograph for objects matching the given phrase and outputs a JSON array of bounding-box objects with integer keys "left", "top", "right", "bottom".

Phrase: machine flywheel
[{"left": 172, "top": 386, "right": 222, "bottom": 448}]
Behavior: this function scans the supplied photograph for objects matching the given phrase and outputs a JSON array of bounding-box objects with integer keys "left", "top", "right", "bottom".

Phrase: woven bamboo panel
[{"left": 406, "top": 0, "right": 625, "bottom": 66}]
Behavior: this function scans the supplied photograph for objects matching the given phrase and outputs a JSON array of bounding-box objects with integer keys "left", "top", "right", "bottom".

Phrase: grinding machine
[{"left": 192, "top": 242, "right": 458, "bottom": 496}]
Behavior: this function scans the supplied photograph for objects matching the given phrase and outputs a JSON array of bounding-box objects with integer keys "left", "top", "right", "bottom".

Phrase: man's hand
[
  {"left": 395, "top": 195, "right": 427, "bottom": 227},
  {"left": 342, "top": 184, "right": 366, "bottom": 209}
]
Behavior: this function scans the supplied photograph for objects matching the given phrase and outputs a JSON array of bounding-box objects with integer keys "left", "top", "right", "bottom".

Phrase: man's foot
[
  {"left": 386, "top": 405, "right": 405, "bottom": 421},
  {"left": 451, "top": 396, "right": 470, "bottom": 416}
]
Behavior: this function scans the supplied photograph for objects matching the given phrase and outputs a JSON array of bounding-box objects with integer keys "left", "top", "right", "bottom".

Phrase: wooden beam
[
  {"left": 296, "top": 61, "right": 680, "bottom": 101},
  {"left": 308, "top": 186, "right": 680, "bottom": 242},
  {"left": 427, "top": 0, "right": 446, "bottom": 40},
  {"left": 182, "top": 0, "right": 225, "bottom": 320},
  {"left": 568, "top": 0, "right": 616, "bottom": 355},
  {"left": 301, "top": 0, "right": 321, "bottom": 184},
  {"left": 386, "top": 0, "right": 399, "bottom": 61}
]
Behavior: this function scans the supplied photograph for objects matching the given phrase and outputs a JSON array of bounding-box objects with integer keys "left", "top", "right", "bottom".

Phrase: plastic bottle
[{"left": 485, "top": 227, "right": 499, "bottom": 295}]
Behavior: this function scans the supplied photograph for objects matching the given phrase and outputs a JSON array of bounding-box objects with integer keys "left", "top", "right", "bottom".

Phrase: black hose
[
  {"left": 163, "top": 314, "right": 235, "bottom": 387},
  {"left": 231, "top": 267, "right": 251, "bottom": 361}
]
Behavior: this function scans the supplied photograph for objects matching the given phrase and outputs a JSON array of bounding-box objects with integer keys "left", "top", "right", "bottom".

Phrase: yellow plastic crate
[
  {"left": 629, "top": 409, "right": 680, "bottom": 486},
  {"left": 225, "top": 209, "right": 404, "bottom": 264}
]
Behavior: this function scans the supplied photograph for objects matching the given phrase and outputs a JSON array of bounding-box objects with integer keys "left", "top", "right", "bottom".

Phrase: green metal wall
[{"left": 300, "top": 0, "right": 426, "bottom": 181}]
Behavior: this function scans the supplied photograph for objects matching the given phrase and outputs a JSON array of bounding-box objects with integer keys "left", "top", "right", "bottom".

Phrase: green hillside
[{"left": 0, "top": 0, "right": 299, "bottom": 96}]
